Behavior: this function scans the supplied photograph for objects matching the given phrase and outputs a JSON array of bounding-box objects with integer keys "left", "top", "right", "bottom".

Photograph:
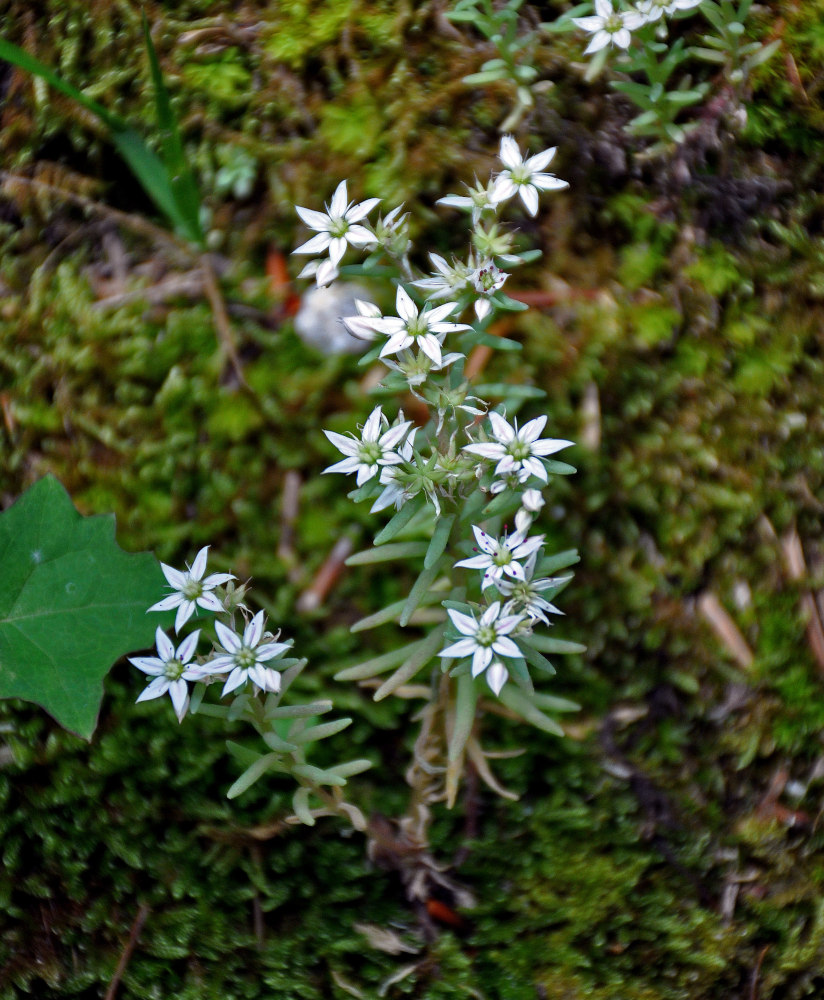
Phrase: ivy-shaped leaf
[{"left": 0, "top": 476, "right": 166, "bottom": 738}]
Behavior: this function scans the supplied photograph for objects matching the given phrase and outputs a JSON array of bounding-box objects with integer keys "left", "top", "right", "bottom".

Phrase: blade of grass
[{"left": 142, "top": 12, "right": 203, "bottom": 244}]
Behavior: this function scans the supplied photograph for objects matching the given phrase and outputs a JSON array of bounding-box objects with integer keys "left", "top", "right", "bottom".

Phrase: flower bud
[{"left": 521, "top": 489, "right": 544, "bottom": 513}]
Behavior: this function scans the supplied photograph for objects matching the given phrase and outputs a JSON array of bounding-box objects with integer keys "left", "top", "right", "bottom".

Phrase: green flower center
[
  {"left": 358, "top": 441, "right": 383, "bottom": 466},
  {"left": 492, "top": 546, "right": 513, "bottom": 568},
  {"left": 477, "top": 267, "right": 498, "bottom": 292},
  {"left": 164, "top": 657, "right": 185, "bottom": 681},
  {"left": 406, "top": 315, "right": 429, "bottom": 339},
  {"left": 476, "top": 624, "right": 498, "bottom": 647},
  {"left": 235, "top": 646, "right": 257, "bottom": 670},
  {"left": 605, "top": 13, "right": 623, "bottom": 33},
  {"left": 508, "top": 440, "right": 531, "bottom": 461},
  {"left": 182, "top": 579, "right": 203, "bottom": 601},
  {"left": 510, "top": 165, "right": 532, "bottom": 186},
  {"left": 328, "top": 217, "right": 350, "bottom": 239}
]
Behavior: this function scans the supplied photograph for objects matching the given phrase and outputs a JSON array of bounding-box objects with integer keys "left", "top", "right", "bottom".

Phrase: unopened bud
[{"left": 521, "top": 489, "right": 544, "bottom": 513}]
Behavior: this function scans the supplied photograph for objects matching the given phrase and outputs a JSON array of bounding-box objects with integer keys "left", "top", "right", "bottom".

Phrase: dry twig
[
  {"left": 697, "top": 591, "right": 754, "bottom": 670},
  {"left": 103, "top": 902, "right": 150, "bottom": 1000}
]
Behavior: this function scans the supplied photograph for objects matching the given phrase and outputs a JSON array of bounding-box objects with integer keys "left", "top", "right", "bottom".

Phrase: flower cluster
[
  {"left": 572, "top": 0, "right": 703, "bottom": 53},
  {"left": 133, "top": 547, "right": 294, "bottom": 721},
  {"left": 293, "top": 137, "right": 577, "bottom": 708}
]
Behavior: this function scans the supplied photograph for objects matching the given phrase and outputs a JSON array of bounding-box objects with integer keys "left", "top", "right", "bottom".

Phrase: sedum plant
[
  {"left": 0, "top": 130, "right": 583, "bottom": 931},
  {"left": 449, "top": 0, "right": 780, "bottom": 157},
  {"left": 123, "top": 136, "right": 583, "bottom": 852}
]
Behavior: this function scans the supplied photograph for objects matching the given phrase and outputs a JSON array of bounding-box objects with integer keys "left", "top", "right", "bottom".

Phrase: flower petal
[
  {"left": 395, "top": 286, "right": 418, "bottom": 323},
  {"left": 488, "top": 411, "right": 515, "bottom": 444},
  {"left": 328, "top": 180, "right": 349, "bottom": 219},
  {"left": 499, "top": 135, "right": 523, "bottom": 171},
  {"left": 196, "top": 591, "right": 224, "bottom": 614},
  {"left": 177, "top": 630, "right": 201, "bottom": 664},
  {"left": 174, "top": 601, "right": 196, "bottom": 634},
  {"left": 447, "top": 609, "right": 479, "bottom": 636},
  {"left": 169, "top": 679, "right": 189, "bottom": 720},
  {"left": 215, "top": 619, "right": 242, "bottom": 654},
  {"left": 293, "top": 231, "right": 333, "bottom": 256},
  {"left": 487, "top": 661, "right": 509, "bottom": 696},
  {"left": 346, "top": 198, "right": 380, "bottom": 223},
  {"left": 438, "top": 638, "right": 478, "bottom": 659},
  {"left": 519, "top": 184, "right": 540, "bottom": 217},
  {"left": 491, "top": 635, "right": 521, "bottom": 658},
  {"left": 136, "top": 676, "right": 170, "bottom": 702},
  {"left": 296, "top": 205, "right": 333, "bottom": 231},
  {"left": 147, "top": 592, "right": 184, "bottom": 613}
]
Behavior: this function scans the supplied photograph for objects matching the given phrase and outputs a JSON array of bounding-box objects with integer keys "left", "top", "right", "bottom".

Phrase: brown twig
[
  {"left": 748, "top": 944, "right": 769, "bottom": 1000},
  {"left": 779, "top": 527, "right": 824, "bottom": 674},
  {"left": 697, "top": 591, "right": 754, "bottom": 670},
  {"left": 277, "top": 470, "right": 302, "bottom": 574},
  {"left": 104, "top": 902, "right": 150, "bottom": 1000},
  {"left": 200, "top": 254, "right": 247, "bottom": 387},
  {"left": 296, "top": 536, "right": 354, "bottom": 613}
]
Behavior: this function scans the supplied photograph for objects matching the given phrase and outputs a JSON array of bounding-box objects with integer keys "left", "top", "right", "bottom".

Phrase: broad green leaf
[{"left": 0, "top": 476, "right": 167, "bottom": 738}]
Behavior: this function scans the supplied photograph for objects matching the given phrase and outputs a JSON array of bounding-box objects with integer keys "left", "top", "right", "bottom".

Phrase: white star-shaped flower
[
  {"left": 438, "top": 601, "right": 525, "bottom": 682},
  {"left": 323, "top": 405, "right": 414, "bottom": 486},
  {"left": 293, "top": 180, "right": 380, "bottom": 284},
  {"left": 345, "top": 286, "right": 470, "bottom": 366},
  {"left": 148, "top": 546, "right": 235, "bottom": 633},
  {"left": 412, "top": 253, "right": 472, "bottom": 301},
  {"left": 491, "top": 136, "right": 569, "bottom": 217},
  {"left": 636, "top": 0, "right": 702, "bottom": 22},
  {"left": 573, "top": 0, "right": 645, "bottom": 53},
  {"left": 464, "top": 412, "right": 573, "bottom": 484},
  {"left": 495, "top": 551, "right": 569, "bottom": 625},
  {"left": 470, "top": 261, "right": 508, "bottom": 320},
  {"left": 437, "top": 176, "right": 498, "bottom": 224},
  {"left": 455, "top": 524, "right": 545, "bottom": 591},
  {"left": 129, "top": 627, "right": 202, "bottom": 721},
  {"left": 206, "top": 611, "right": 292, "bottom": 696}
]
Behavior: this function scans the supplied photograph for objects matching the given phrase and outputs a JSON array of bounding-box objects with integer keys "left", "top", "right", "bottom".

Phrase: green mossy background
[{"left": 2, "top": 1, "right": 824, "bottom": 996}]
